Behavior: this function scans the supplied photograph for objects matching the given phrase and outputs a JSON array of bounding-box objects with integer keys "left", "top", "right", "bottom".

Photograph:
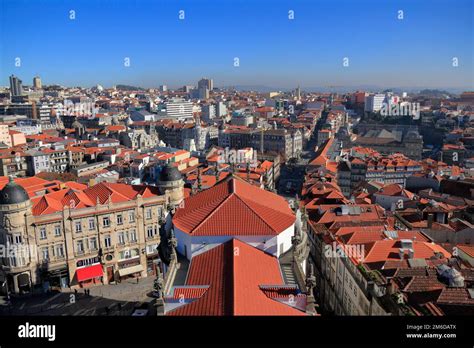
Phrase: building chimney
[
  {"left": 399, "top": 248, "right": 405, "bottom": 260},
  {"left": 427, "top": 213, "right": 434, "bottom": 229}
]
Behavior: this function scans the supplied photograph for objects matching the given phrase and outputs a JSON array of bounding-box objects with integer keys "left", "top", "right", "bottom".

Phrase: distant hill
[
  {"left": 417, "top": 89, "right": 455, "bottom": 98},
  {"left": 222, "top": 85, "right": 290, "bottom": 93},
  {"left": 115, "top": 84, "right": 145, "bottom": 91}
]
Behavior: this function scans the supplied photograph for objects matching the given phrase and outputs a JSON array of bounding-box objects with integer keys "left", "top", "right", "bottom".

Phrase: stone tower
[
  {"left": 0, "top": 177, "right": 35, "bottom": 294},
  {"left": 157, "top": 164, "right": 184, "bottom": 210}
]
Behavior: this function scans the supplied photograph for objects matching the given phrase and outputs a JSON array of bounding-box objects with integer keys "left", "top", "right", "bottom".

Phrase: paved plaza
[{"left": 0, "top": 276, "right": 156, "bottom": 316}]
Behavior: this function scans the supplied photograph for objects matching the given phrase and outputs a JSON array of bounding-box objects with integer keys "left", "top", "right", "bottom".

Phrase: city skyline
[
  {"left": 1, "top": 0, "right": 473, "bottom": 90},
  {"left": 1, "top": 0, "right": 474, "bottom": 344}
]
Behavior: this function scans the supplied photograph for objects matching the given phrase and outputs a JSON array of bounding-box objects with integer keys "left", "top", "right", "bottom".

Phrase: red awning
[{"left": 76, "top": 264, "right": 103, "bottom": 282}]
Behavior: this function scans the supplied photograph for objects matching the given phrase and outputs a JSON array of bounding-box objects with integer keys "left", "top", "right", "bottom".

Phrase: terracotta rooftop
[
  {"left": 30, "top": 182, "right": 161, "bottom": 216},
  {"left": 166, "top": 239, "right": 305, "bottom": 316},
  {"left": 173, "top": 176, "right": 295, "bottom": 236},
  {"left": 362, "top": 240, "right": 451, "bottom": 265}
]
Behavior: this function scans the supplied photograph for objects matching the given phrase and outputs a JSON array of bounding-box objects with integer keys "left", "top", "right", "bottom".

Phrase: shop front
[
  {"left": 146, "top": 243, "right": 160, "bottom": 276},
  {"left": 8, "top": 272, "right": 32, "bottom": 294},
  {"left": 42, "top": 267, "right": 69, "bottom": 291},
  {"left": 75, "top": 257, "right": 103, "bottom": 287},
  {"left": 117, "top": 258, "right": 143, "bottom": 281}
]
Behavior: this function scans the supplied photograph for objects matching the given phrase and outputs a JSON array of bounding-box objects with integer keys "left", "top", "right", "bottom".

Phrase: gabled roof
[
  {"left": 437, "top": 288, "right": 474, "bottom": 305},
  {"left": 166, "top": 239, "right": 305, "bottom": 316},
  {"left": 309, "top": 138, "right": 334, "bottom": 166},
  {"left": 403, "top": 276, "right": 445, "bottom": 293},
  {"left": 173, "top": 176, "right": 295, "bottom": 236},
  {"left": 0, "top": 176, "right": 62, "bottom": 198},
  {"left": 376, "top": 184, "right": 415, "bottom": 199},
  {"left": 31, "top": 182, "right": 162, "bottom": 216},
  {"left": 362, "top": 240, "right": 451, "bottom": 264},
  {"left": 458, "top": 244, "right": 474, "bottom": 258}
]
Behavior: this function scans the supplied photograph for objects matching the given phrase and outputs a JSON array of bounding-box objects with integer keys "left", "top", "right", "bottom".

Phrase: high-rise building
[
  {"left": 159, "top": 85, "right": 167, "bottom": 92},
  {"left": 216, "top": 101, "right": 227, "bottom": 117},
  {"left": 201, "top": 104, "right": 216, "bottom": 122},
  {"left": 9, "top": 75, "right": 23, "bottom": 97},
  {"left": 295, "top": 86, "right": 301, "bottom": 100},
  {"left": 33, "top": 76, "right": 42, "bottom": 90},
  {"left": 183, "top": 85, "right": 193, "bottom": 93},
  {"left": 198, "top": 86, "right": 209, "bottom": 100},
  {"left": 164, "top": 99, "right": 194, "bottom": 120},
  {"left": 364, "top": 94, "right": 386, "bottom": 112},
  {"left": 198, "top": 78, "right": 213, "bottom": 91}
]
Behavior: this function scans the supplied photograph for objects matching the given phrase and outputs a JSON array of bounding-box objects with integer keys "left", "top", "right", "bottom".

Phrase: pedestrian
[
  {"left": 74, "top": 289, "right": 77, "bottom": 295},
  {"left": 136, "top": 277, "right": 139, "bottom": 284}
]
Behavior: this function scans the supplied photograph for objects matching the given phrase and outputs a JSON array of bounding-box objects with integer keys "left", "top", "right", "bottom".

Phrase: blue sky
[{"left": 0, "top": 0, "right": 473, "bottom": 89}]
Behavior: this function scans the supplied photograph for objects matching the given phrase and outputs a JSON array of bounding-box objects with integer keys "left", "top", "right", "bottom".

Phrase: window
[
  {"left": 123, "top": 250, "right": 131, "bottom": 259},
  {"left": 157, "top": 206, "right": 163, "bottom": 218},
  {"left": 77, "top": 240, "right": 84, "bottom": 253},
  {"left": 118, "top": 232, "right": 125, "bottom": 245},
  {"left": 56, "top": 244, "right": 64, "bottom": 258},
  {"left": 54, "top": 225, "right": 61, "bottom": 236},
  {"left": 6, "top": 234, "right": 13, "bottom": 244},
  {"left": 104, "top": 235, "right": 111, "bottom": 248},
  {"left": 89, "top": 237, "right": 97, "bottom": 251},
  {"left": 147, "top": 244, "right": 158, "bottom": 254},
  {"left": 117, "top": 214, "right": 123, "bottom": 225},
  {"left": 39, "top": 227, "right": 47, "bottom": 240},
  {"left": 130, "top": 230, "right": 137, "bottom": 243},
  {"left": 88, "top": 218, "right": 95, "bottom": 230},
  {"left": 75, "top": 221, "right": 82, "bottom": 233},
  {"left": 42, "top": 247, "right": 49, "bottom": 260},
  {"left": 146, "top": 208, "right": 152, "bottom": 220},
  {"left": 147, "top": 226, "right": 153, "bottom": 239},
  {"left": 14, "top": 234, "right": 22, "bottom": 244},
  {"left": 103, "top": 216, "right": 110, "bottom": 227},
  {"left": 129, "top": 211, "right": 135, "bottom": 223},
  {"left": 10, "top": 256, "right": 17, "bottom": 267}
]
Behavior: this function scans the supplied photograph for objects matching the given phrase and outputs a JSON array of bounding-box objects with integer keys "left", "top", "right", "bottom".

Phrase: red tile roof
[
  {"left": 309, "top": 138, "right": 334, "bottom": 166},
  {"left": 0, "top": 176, "right": 62, "bottom": 198},
  {"left": 362, "top": 240, "right": 451, "bottom": 264},
  {"left": 377, "top": 184, "right": 415, "bottom": 199},
  {"left": 167, "top": 239, "right": 305, "bottom": 316},
  {"left": 173, "top": 176, "right": 295, "bottom": 236},
  {"left": 437, "top": 288, "right": 474, "bottom": 305},
  {"left": 30, "top": 182, "right": 162, "bottom": 216},
  {"left": 403, "top": 276, "right": 445, "bottom": 293},
  {"left": 458, "top": 244, "right": 474, "bottom": 258}
]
